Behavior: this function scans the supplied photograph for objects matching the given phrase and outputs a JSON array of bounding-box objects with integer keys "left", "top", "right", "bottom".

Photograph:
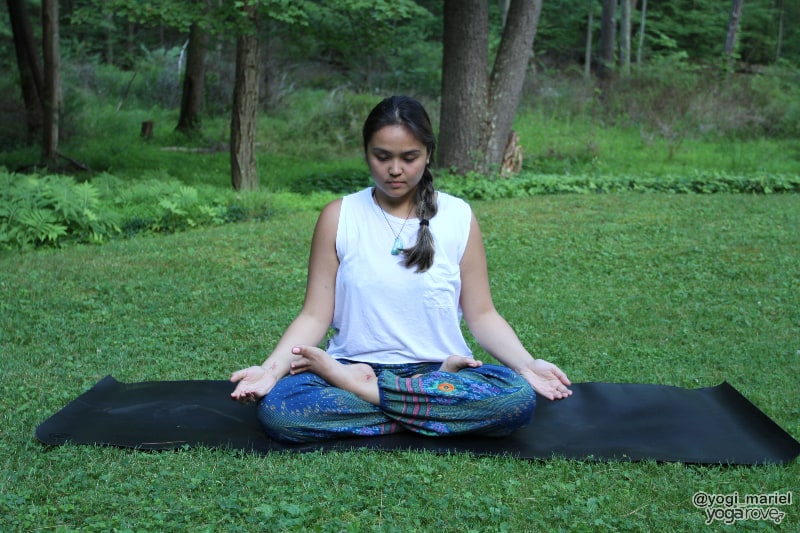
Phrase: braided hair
[{"left": 362, "top": 96, "right": 438, "bottom": 272}]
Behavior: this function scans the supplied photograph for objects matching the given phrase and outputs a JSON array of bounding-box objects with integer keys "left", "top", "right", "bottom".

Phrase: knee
[
  {"left": 257, "top": 396, "right": 313, "bottom": 444},
  {"left": 507, "top": 380, "right": 537, "bottom": 427}
]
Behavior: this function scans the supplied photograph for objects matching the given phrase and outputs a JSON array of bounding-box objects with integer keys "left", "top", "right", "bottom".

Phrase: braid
[
  {"left": 403, "top": 166, "right": 437, "bottom": 272},
  {"left": 363, "top": 96, "right": 438, "bottom": 273}
]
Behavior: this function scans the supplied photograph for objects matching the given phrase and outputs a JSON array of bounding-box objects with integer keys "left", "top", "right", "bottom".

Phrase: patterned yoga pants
[{"left": 257, "top": 361, "right": 536, "bottom": 443}]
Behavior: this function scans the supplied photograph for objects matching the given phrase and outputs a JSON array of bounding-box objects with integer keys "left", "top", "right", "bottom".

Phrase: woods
[
  {"left": 1, "top": 0, "right": 799, "bottom": 187},
  {"left": 1, "top": 5, "right": 798, "bottom": 529}
]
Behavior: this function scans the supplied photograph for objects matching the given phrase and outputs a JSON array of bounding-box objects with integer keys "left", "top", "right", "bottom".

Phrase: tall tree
[
  {"left": 636, "top": 0, "right": 648, "bottom": 66},
  {"left": 6, "top": 0, "right": 44, "bottom": 144},
  {"left": 484, "top": 0, "right": 543, "bottom": 169},
  {"left": 41, "top": 0, "right": 61, "bottom": 165},
  {"left": 230, "top": 4, "right": 260, "bottom": 191},
  {"left": 175, "top": 17, "right": 209, "bottom": 133},
  {"left": 584, "top": 0, "right": 595, "bottom": 79},
  {"left": 439, "top": 0, "right": 488, "bottom": 174},
  {"left": 775, "top": 0, "right": 784, "bottom": 61},
  {"left": 620, "top": 0, "right": 632, "bottom": 75},
  {"left": 724, "top": 0, "right": 745, "bottom": 68},
  {"left": 598, "top": 0, "right": 616, "bottom": 79},
  {"left": 439, "top": 0, "right": 543, "bottom": 174}
]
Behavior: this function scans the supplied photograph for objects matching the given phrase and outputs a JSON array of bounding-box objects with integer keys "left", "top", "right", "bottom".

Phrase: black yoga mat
[{"left": 36, "top": 376, "right": 800, "bottom": 465}]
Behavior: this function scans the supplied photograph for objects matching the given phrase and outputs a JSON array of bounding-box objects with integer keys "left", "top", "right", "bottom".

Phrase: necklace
[{"left": 373, "top": 190, "right": 414, "bottom": 255}]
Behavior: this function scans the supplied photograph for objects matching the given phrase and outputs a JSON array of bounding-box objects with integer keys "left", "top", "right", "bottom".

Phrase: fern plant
[{"left": 0, "top": 170, "right": 120, "bottom": 250}]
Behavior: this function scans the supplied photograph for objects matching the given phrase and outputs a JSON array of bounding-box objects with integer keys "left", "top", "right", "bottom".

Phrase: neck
[{"left": 373, "top": 187, "right": 417, "bottom": 218}]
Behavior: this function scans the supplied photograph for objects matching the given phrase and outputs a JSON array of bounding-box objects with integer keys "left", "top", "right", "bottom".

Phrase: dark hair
[{"left": 363, "top": 96, "right": 437, "bottom": 272}]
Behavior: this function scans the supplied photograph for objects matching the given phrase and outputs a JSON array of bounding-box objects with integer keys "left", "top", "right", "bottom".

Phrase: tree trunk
[
  {"left": 620, "top": 0, "right": 631, "bottom": 75},
  {"left": 482, "top": 0, "right": 543, "bottom": 171},
  {"left": 7, "top": 0, "right": 44, "bottom": 144},
  {"left": 438, "top": 0, "right": 488, "bottom": 173},
  {"left": 41, "top": 0, "right": 61, "bottom": 165},
  {"left": 105, "top": 13, "right": 114, "bottom": 64},
  {"left": 636, "top": 0, "right": 648, "bottom": 66},
  {"left": 584, "top": 0, "right": 594, "bottom": 79},
  {"left": 598, "top": 0, "right": 616, "bottom": 80},
  {"left": 724, "top": 0, "right": 745, "bottom": 68},
  {"left": 775, "top": 0, "right": 783, "bottom": 62},
  {"left": 230, "top": 7, "right": 260, "bottom": 191},
  {"left": 176, "top": 20, "right": 209, "bottom": 133},
  {"left": 498, "top": 0, "right": 510, "bottom": 28}
]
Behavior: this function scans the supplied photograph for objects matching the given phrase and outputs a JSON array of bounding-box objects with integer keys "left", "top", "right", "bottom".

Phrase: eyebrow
[{"left": 371, "top": 147, "right": 423, "bottom": 156}]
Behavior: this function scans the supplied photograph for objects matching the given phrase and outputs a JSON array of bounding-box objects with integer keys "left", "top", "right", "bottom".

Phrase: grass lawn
[{"left": 1, "top": 193, "right": 798, "bottom": 531}]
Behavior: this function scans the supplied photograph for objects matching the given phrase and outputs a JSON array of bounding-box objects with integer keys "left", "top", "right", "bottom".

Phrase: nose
[{"left": 388, "top": 159, "right": 401, "bottom": 176}]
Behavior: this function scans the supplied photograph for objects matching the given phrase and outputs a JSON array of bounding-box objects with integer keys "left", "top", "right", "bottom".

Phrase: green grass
[
  {"left": 2, "top": 193, "right": 798, "bottom": 531},
  {"left": 514, "top": 109, "right": 800, "bottom": 177}
]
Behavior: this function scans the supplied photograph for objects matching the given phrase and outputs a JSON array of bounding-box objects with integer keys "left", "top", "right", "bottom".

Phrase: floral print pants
[{"left": 257, "top": 361, "right": 536, "bottom": 443}]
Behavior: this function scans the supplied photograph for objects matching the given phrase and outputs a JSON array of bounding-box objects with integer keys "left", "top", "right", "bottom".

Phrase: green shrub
[
  {"left": 0, "top": 170, "right": 120, "bottom": 250},
  {"left": 438, "top": 171, "right": 800, "bottom": 201},
  {"left": 289, "top": 168, "right": 371, "bottom": 194}
]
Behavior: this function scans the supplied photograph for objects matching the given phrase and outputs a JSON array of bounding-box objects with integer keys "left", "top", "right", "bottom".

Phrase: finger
[
  {"left": 289, "top": 358, "right": 310, "bottom": 375},
  {"left": 551, "top": 366, "right": 571, "bottom": 386}
]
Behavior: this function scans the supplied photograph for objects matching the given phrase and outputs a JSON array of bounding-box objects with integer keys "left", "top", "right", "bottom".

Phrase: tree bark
[
  {"left": 724, "top": 0, "right": 745, "bottom": 68},
  {"left": 498, "top": 0, "right": 510, "bottom": 28},
  {"left": 438, "top": 0, "right": 488, "bottom": 173},
  {"left": 7, "top": 0, "right": 44, "bottom": 144},
  {"left": 41, "top": 0, "right": 61, "bottom": 165},
  {"left": 775, "top": 0, "right": 783, "bottom": 62},
  {"left": 483, "top": 0, "right": 542, "bottom": 170},
  {"left": 439, "top": 0, "right": 541, "bottom": 175},
  {"left": 598, "top": 0, "right": 616, "bottom": 80},
  {"left": 176, "top": 19, "right": 209, "bottom": 133},
  {"left": 230, "top": 6, "right": 260, "bottom": 191},
  {"left": 620, "top": 0, "right": 631, "bottom": 75},
  {"left": 584, "top": 0, "right": 594, "bottom": 79},
  {"left": 636, "top": 0, "right": 648, "bottom": 66}
]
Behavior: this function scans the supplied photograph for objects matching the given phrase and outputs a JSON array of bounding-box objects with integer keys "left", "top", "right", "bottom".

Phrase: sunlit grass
[{"left": 1, "top": 193, "right": 797, "bottom": 531}]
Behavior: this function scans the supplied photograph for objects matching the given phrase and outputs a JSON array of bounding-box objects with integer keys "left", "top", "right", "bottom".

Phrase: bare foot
[
  {"left": 439, "top": 355, "right": 483, "bottom": 373},
  {"left": 290, "top": 345, "right": 380, "bottom": 405}
]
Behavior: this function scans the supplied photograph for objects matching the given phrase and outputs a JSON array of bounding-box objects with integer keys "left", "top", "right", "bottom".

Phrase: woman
[{"left": 230, "top": 96, "right": 571, "bottom": 443}]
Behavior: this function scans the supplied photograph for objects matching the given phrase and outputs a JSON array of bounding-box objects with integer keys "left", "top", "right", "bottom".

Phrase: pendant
[{"left": 391, "top": 237, "right": 403, "bottom": 255}]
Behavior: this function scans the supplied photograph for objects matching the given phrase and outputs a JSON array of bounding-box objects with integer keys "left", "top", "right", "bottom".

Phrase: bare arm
[
  {"left": 459, "top": 214, "right": 572, "bottom": 400},
  {"left": 230, "top": 199, "right": 341, "bottom": 401}
]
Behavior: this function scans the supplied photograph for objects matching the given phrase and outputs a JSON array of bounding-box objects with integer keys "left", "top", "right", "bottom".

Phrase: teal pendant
[{"left": 391, "top": 237, "right": 403, "bottom": 255}]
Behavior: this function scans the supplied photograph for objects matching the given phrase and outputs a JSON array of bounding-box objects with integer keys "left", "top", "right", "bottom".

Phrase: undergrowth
[{"left": 2, "top": 166, "right": 799, "bottom": 251}]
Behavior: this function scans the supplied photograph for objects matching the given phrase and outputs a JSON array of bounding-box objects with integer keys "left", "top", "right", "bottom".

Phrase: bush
[
  {"left": 0, "top": 170, "right": 120, "bottom": 250},
  {"left": 438, "top": 171, "right": 800, "bottom": 200}
]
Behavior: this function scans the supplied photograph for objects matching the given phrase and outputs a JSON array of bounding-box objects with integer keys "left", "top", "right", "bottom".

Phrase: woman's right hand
[{"left": 230, "top": 366, "right": 279, "bottom": 403}]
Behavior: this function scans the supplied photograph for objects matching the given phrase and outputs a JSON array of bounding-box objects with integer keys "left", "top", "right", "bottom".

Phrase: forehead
[{"left": 368, "top": 125, "right": 427, "bottom": 153}]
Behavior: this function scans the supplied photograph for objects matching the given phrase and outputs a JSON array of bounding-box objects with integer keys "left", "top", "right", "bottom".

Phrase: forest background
[
  {"left": 1, "top": 2, "right": 799, "bottom": 531},
  {"left": 0, "top": 0, "right": 799, "bottom": 248}
]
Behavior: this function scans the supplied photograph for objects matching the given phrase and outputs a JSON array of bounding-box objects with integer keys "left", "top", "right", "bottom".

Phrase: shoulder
[
  {"left": 314, "top": 198, "right": 342, "bottom": 237},
  {"left": 320, "top": 197, "right": 343, "bottom": 219},
  {"left": 437, "top": 190, "right": 470, "bottom": 210},
  {"left": 436, "top": 191, "right": 472, "bottom": 222}
]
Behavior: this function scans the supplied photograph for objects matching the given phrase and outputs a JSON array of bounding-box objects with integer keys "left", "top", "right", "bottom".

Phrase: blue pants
[{"left": 257, "top": 362, "right": 536, "bottom": 443}]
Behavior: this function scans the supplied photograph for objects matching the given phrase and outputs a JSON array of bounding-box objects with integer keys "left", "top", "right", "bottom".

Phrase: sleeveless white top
[{"left": 326, "top": 187, "right": 473, "bottom": 364}]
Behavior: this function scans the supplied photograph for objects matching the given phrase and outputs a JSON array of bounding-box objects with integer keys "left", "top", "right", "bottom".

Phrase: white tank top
[{"left": 326, "top": 187, "right": 473, "bottom": 364}]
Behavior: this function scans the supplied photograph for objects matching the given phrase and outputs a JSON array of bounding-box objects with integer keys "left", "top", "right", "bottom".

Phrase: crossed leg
[
  {"left": 439, "top": 354, "right": 484, "bottom": 373},
  {"left": 289, "top": 347, "right": 485, "bottom": 406},
  {"left": 290, "top": 346, "right": 381, "bottom": 405}
]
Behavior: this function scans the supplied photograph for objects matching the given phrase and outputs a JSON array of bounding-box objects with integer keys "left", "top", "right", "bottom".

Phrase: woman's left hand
[{"left": 518, "top": 359, "right": 573, "bottom": 400}]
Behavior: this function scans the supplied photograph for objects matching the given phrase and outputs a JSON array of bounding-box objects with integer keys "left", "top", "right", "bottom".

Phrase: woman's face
[{"left": 366, "top": 124, "right": 430, "bottom": 202}]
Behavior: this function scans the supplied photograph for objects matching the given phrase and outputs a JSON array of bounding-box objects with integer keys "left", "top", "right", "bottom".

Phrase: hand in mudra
[
  {"left": 518, "top": 359, "right": 572, "bottom": 400},
  {"left": 230, "top": 366, "right": 278, "bottom": 403}
]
